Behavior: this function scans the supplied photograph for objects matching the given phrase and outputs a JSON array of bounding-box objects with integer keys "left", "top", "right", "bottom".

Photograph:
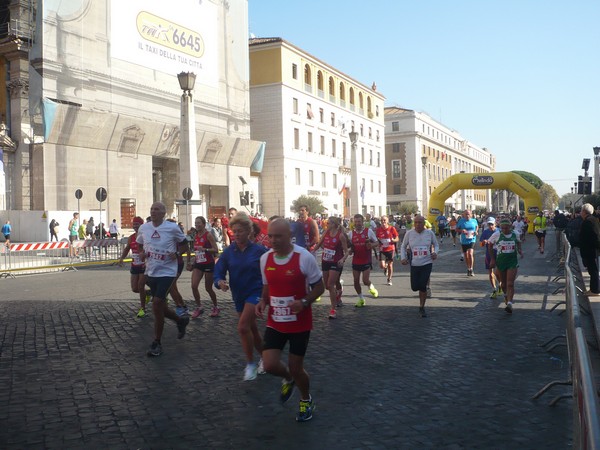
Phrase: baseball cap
[
  {"left": 486, "top": 217, "right": 496, "bottom": 224},
  {"left": 132, "top": 216, "right": 144, "bottom": 226}
]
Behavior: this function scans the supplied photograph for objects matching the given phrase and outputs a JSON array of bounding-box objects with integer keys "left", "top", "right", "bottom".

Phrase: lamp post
[
  {"left": 421, "top": 156, "right": 428, "bottom": 216},
  {"left": 177, "top": 71, "right": 201, "bottom": 228},
  {"left": 594, "top": 147, "right": 600, "bottom": 194},
  {"left": 349, "top": 131, "right": 359, "bottom": 215}
]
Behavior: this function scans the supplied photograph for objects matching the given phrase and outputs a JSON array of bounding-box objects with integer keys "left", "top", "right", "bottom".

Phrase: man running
[
  {"left": 137, "top": 202, "right": 190, "bottom": 357},
  {"left": 533, "top": 212, "right": 547, "bottom": 254},
  {"left": 348, "top": 214, "right": 379, "bottom": 307},
  {"left": 479, "top": 217, "right": 501, "bottom": 299},
  {"left": 376, "top": 215, "right": 399, "bottom": 285},
  {"left": 400, "top": 215, "right": 438, "bottom": 318},
  {"left": 256, "top": 218, "right": 324, "bottom": 422},
  {"left": 118, "top": 216, "right": 149, "bottom": 318},
  {"left": 512, "top": 216, "right": 527, "bottom": 243},
  {"left": 457, "top": 210, "right": 479, "bottom": 276},
  {"left": 436, "top": 213, "right": 448, "bottom": 244},
  {"left": 292, "top": 205, "right": 320, "bottom": 251}
]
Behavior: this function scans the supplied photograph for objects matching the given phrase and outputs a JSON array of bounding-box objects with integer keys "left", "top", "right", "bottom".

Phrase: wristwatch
[{"left": 301, "top": 298, "right": 310, "bottom": 308}]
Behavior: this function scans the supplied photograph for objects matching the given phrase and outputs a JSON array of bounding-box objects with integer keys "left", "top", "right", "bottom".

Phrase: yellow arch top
[{"left": 426, "top": 172, "right": 542, "bottom": 227}]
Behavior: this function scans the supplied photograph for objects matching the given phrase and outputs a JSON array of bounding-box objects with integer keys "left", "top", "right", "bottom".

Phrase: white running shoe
[{"left": 243, "top": 363, "right": 257, "bottom": 381}]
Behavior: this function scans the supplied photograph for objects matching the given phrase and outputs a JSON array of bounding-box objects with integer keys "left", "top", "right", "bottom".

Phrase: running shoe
[
  {"left": 355, "top": 298, "right": 366, "bottom": 308},
  {"left": 147, "top": 341, "right": 162, "bottom": 357},
  {"left": 497, "top": 287, "right": 503, "bottom": 295},
  {"left": 191, "top": 307, "right": 203, "bottom": 319},
  {"left": 296, "top": 397, "right": 315, "bottom": 422},
  {"left": 460, "top": 256, "right": 464, "bottom": 261},
  {"left": 176, "top": 305, "right": 189, "bottom": 317},
  {"left": 257, "top": 358, "right": 266, "bottom": 375},
  {"left": 426, "top": 288, "right": 432, "bottom": 298},
  {"left": 280, "top": 379, "right": 295, "bottom": 403},
  {"left": 490, "top": 290, "right": 498, "bottom": 299},
  {"left": 315, "top": 296, "right": 321, "bottom": 303},
  {"left": 336, "top": 288, "right": 343, "bottom": 303},
  {"left": 209, "top": 306, "right": 220, "bottom": 317},
  {"left": 387, "top": 280, "right": 392, "bottom": 286},
  {"left": 505, "top": 302, "right": 513, "bottom": 314},
  {"left": 369, "top": 284, "right": 379, "bottom": 298},
  {"left": 336, "top": 299, "right": 344, "bottom": 308},
  {"left": 328, "top": 309, "right": 337, "bottom": 319},
  {"left": 177, "top": 317, "right": 190, "bottom": 339},
  {"left": 137, "top": 308, "right": 146, "bottom": 318},
  {"left": 243, "top": 363, "right": 257, "bottom": 381},
  {"left": 419, "top": 307, "right": 428, "bottom": 318},
  {"left": 145, "top": 292, "right": 152, "bottom": 304}
]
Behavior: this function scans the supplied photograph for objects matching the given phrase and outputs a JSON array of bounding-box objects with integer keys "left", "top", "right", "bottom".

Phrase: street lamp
[
  {"left": 349, "top": 131, "right": 359, "bottom": 215},
  {"left": 421, "top": 156, "right": 428, "bottom": 216},
  {"left": 177, "top": 71, "right": 201, "bottom": 228}
]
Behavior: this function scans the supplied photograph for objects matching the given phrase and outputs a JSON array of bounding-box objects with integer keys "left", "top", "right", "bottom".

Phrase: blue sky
[{"left": 248, "top": 0, "right": 600, "bottom": 196}]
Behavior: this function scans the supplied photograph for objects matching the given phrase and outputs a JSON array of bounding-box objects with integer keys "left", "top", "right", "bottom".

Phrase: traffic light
[
  {"left": 239, "top": 191, "right": 250, "bottom": 206},
  {"left": 578, "top": 176, "right": 592, "bottom": 195}
]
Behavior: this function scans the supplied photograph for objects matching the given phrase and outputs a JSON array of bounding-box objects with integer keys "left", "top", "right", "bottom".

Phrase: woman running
[
  {"left": 488, "top": 218, "right": 523, "bottom": 314},
  {"left": 187, "top": 216, "right": 220, "bottom": 318},
  {"left": 312, "top": 216, "right": 349, "bottom": 319},
  {"left": 214, "top": 212, "right": 268, "bottom": 381}
]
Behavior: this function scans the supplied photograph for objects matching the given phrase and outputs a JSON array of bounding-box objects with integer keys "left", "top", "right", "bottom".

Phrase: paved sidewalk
[{"left": 0, "top": 232, "right": 572, "bottom": 449}]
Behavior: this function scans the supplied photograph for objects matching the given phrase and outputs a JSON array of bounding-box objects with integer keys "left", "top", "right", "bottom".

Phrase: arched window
[
  {"left": 339, "top": 82, "right": 346, "bottom": 101},
  {"left": 359, "top": 92, "right": 364, "bottom": 113},
  {"left": 328, "top": 77, "right": 335, "bottom": 101},
  {"left": 317, "top": 71, "right": 324, "bottom": 92},
  {"left": 367, "top": 96, "right": 373, "bottom": 118},
  {"left": 304, "top": 64, "right": 311, "bottom": 85},
  {"left": 349, "top": 87, "right": 355, "bottom": 106}
]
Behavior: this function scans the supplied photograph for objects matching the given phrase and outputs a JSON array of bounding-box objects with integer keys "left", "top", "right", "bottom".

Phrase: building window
[
  {"left": 378, "top": 180, "right": 381, "bottom": 193},
  {"left": 369, "top": 150, "right": 373, "bottom": 165},
  {"left": 328, "top": 77, "right": 335, "bottom": 100},
  {"left": 307, "top": 132, "right": 313, "bottom": 152},
  {"left": 330, "top": 112, "right": 335, "bottom": 127},
  {"left": 309, "top": 170, "right": 314, "bottom": 187},
  {"left": 294, "top": 128, "right": 299, "bottom": 149},
  {"left": 392, "top": 160, "right": 402, "bottom": 179},
  {"left": 331, "top": 139, "right": 336, "bottom": 157},
  {"left": 292, "top": 63, "right": 298, "bottom": 79},
  {"left": 320, "top": 135, "right": 325, "bottom": 155},
  {"left": 293, "top": 98, "right": 298, "bottom": 114},
  {"left": 319, "top": 108, "right": 324, "bottom": 123},
  {"left": 377, "top": 152, "right": 380, "bottom": 167},
  {"left": 342, "top": 142, "right": 347, "bottom": 165},
  {"left": 392, "top": 121, "right": 399, "bottom": 132},
  {"left": 370, "top": 179, "right": 374, "bottom": 192},
  {"left": 317, "top": 70, "right": 324, "bottom": 93},
  {"left": 392, "top": 143, "right": 400, "bottom": 153},
  {"left": 295, "top": 168, "right": 301, "bottom": 185},
  {"left": 393, "top": 185, "right": 401, "bottom": 195},
  {"left": 321, "top": 172, "right": 326, "bottom": 188},
  {"left": 361, "top": 147, "right": 365, "bottom": 164},
  {"left": 351, "top": 120, "right": 355, "bottom": 132},
  {"left": 307, "top": 103, "right": 314, "bottom": 119},
  {"left": 333, "top": 173, "right": 337, "bottom": 190},
  {"left": 360, "top": 124, "right": 364, "bottom": 136},
  {"left": 304, "top": 64, "right": 311, "bottom": 85},
  {"left": 368, "top": 127, "right": 372, "bottom": 139},
  {"left": 376, "top": 130, "right": 380, "bottom": 142}
]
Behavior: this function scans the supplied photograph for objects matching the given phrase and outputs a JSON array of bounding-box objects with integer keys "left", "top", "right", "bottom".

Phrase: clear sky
[{"left": 248, "top": 0, "right": 600, "bottom": 197}]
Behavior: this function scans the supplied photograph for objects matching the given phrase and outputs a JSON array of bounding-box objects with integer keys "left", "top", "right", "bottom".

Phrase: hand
[
  {"left": 187, "top": 262, "right": 193, "bottom": 271},
  {"left": 255, "top": 300, "right": 266, "bottom": 318},
  {"left": 401, "top": 259, "right": 409, "bottom": 265},
  {"left": 218, "top": 280, "right": 229, "bottom": 292},
  {"left": 117, "top": 259, "right": 123, "bottom": 267},
  {"left": 290, "top": 299, "right": 304, "bottom": 314},
  {"left": 431, "top": 252, "right": 437, "bottom": 260}
]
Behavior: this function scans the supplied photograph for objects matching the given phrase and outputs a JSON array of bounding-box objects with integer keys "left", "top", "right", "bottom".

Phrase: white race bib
[
  {"left": 322, "top": 248, "right": 336, "bottom": 261},
  {"left": 498, "top": 242, "right": 516, "bottom": 254},
  {"left": 412, "top": 245, "right": 429, "bottom": 258},
  {"left": 195, "top": 250, "right": 207, "bottom": 263},
  {"left": 270, "top": 296, "right": 297, "bottom": 322},
  {"left": 380, "top": 238, "right": 390, "bottom": 247}
]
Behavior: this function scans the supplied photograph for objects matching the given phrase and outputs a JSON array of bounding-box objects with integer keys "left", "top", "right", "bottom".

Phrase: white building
[
  {"left": 385, "top": 107, "right": 496, "bottom": 215},
  {"left": 249, "top": 38, "right": 386, "bottom": 219}
]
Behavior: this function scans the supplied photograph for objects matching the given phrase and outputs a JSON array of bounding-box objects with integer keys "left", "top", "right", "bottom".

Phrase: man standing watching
[
  {"left": 137, "top": 202, "right": 190, "bottom": 357},
  {"left": 256, "top": 218, "right": 324, "bottom": 422},
  {"left": 579, "top": 203, "right": 600, "bottom": 297},
  {"left": 2, "top": 220, "right": 11, "bottom": 247},
  {"left": 400, "top": 215, "right": 438, "bottom": 317},
  {"left": 109, "top": 219, "right": 119, "bottom": 239},
  {"left": 456, "top": 210, "right": 479, "bottom": 276}
]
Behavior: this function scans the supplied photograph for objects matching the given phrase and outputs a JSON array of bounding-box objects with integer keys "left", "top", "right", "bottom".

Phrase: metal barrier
[
  {"left": 534, "top": 233, "right": 600, "bottom": 449},
  {"left": 0, "top": 238, "right": 125, "bottom": 276}
]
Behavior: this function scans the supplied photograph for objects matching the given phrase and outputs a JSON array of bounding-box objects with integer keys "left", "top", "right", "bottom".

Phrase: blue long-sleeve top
[{"left": 214, "top": 241, "right": 268, "bottom": 301}]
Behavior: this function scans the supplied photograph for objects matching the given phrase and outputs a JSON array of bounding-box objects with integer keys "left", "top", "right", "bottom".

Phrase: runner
[
  {"left": 376, "top": 215, "right": 399, "bottom": 286},
  {"left": 187, "top": 216, "right": 220, "bottom": 318},
  {"left": 479, "top": 217, "right": 502, "bottom": 299},
  {"left": 533, "top": 212, "right": 547, "bottom": 254},
  {"left": 457, "top": 210, "right": 479, "bottom": 276},
  {"left": 256, "top": 218, "right": 325, "bottom": 422},
  {"left": 137, "top": 202, "right": 190, "bottom": 357},
  {"left": 512, "top": 216, "right": 527, "bottom": 242},
  {"left": 68, "top": 212, "right": 79, "bottom": 258},
  {"left": 448, "top": 215, "right": 458, "bottom": 247},
  {"left": 292, "top": 204, "right": 320, "bottom": 251},
  {"left": 214, "top": 212, "right": 268, "bottom": 381},
  {"left": 436, "top": 213, "right": 448, "bottom": 244},
  {"left": 488, "top": 218, "right": 524, "bottom": 314},
  {"left": 118, "top": 216, "right": 150, "bottom": 318},
  {"left": 311, "top": 216, "right": 349, "bottom": 319},
  {"left": 348, "top": 213, "right": 379, "bottom": 307},
  {"left": 400, "top": 215, "right": 439, "bottom": 318}
]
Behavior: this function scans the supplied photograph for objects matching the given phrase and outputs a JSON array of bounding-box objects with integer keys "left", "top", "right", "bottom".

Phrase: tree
[
  {"left": 539, "top": 183, "right": 559, "bottom": 211},
  {"left": 512, "top": 171, "right": 543, "bottom": 189},
  {"left": 396, "top": 202, "right": 419, "bottom": 215},
  {"left": 583, "top": 193, "right": 600, "bottom": 209},
  {"left": 291, "top": 195, "right": 325, "bottom": 216}
]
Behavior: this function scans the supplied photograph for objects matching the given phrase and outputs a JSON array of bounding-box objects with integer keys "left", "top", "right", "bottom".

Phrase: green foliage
[
  {"left": 583, "top": 193, "right": 600, "bottom": 209},
  {"left": 474, "top": 207, "right": 488, "bottom": 217},
  {"left": 512, "top": 171, "right": 543, "bottom": 189},
  {"left": 291, "top": 196, "right": 325, "bottom": 216},
  {"left": 396, "top": 202, "right": 419, "bottom": 215},
  {"left": 539, "top": 183, "right": 560, "bottom": 211}
]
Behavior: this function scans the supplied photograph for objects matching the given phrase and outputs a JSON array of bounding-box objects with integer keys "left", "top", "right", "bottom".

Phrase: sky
[{"left": 248, "top": 0, "right": 600, "bottom": 197}]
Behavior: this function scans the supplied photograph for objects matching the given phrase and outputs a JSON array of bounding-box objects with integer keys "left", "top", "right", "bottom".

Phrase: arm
[
  {"left": 338, "top": 232, "right": 350, "bottom": 267},
  {"left": 256, "top": 284, "right": 270, "bottom": 319},
  {"left": 310, "top": 220, "right": 320, "bottom": 249},
  {"left": 117, "top": 239, "right": 132, "bottom": 266},
  {"left": 400, "top": 232, "right": 410, "bottom": 264},
  {"left": 213, "top": 251, "right": 230, "bottom": 291},
  {"left": 312, "top": 233, "right": 326, "bottom": 253}
]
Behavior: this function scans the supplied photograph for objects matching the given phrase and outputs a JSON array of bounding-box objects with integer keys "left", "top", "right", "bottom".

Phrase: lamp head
[{"left": 177, "top": 72, "right": 197, "bottom": 92}]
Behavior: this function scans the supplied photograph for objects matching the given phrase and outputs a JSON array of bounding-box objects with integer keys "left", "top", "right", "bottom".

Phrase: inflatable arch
[{"left": 426, "top": 172, "right": 542, "bottom": 231}]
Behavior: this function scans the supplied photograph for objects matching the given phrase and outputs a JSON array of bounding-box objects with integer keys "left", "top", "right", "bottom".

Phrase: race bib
[
  {"left": 270, "top": 296, "right": 297, "bottom": 322},
  {"left": 195, "top": 250, "right": 207, "bottom": 263},
  {"left": 132, "top": 253, "right": 142, "bottom": 265},
  {"left": 146, "top": 250, "right": 167, "bottom": 261},
  {"left": 498, "top": 242, "right": 516, "bottom": 254},
  {"left": 322, "top": 248, "right": 336, "bottom": 262},
  {"left": 380, "top": 238, "right": 390, "bottom": 247},
  {"left": 412, "top": 246, "right": 430, "bottom": 258},
  {"left": 466, "top": 231, "right": 474, "bottom": 239}
]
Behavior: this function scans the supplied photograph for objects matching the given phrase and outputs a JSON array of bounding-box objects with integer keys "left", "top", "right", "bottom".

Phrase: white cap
[{"left": 486, "top": 217, "right": 496, "bottom": 224}]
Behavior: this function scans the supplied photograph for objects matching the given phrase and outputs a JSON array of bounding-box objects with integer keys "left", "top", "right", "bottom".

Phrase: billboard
[{"left": 110, "top": 0, "right": 218, "bottom": 85}]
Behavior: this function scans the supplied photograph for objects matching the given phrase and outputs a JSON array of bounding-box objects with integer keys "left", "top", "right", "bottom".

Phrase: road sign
[
  {"left": 182, "top": 187, "right": 193, "bottom": 200},
  {"left": 95, "top": 187, "right": 107, "bottom": 203},
  {"left": 175, "top": 199, "right": 203, "bottom": 205},
  {"left": 75, "top": 189, "right": 83, "bottom": 200}
]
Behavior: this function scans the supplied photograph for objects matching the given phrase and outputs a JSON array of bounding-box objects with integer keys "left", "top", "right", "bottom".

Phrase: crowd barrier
[
  {"left": 0, "top": 238, "right": 124, "bottom": 277},
  {"left": 534, "top": 232, "right": 600, "bottom": 449}
]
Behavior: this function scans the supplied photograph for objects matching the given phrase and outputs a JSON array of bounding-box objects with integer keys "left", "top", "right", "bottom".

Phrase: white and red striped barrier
[
  {"left": 9, "top": 241, "right": 70, "bottom": 252},
  {"left": 72, "top": 239, "right": 119, "bottom": 248}
]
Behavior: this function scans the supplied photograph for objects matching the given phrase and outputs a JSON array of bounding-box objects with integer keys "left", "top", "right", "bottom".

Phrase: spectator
[
  {"left": 579, "top": 203, "right": 600, "bottom": 296},
  {"left": 109, "top": 219, "right": 119, "bottom": 239},
  {"left": 49, "top": 219, "right": 59, "bottom": 242}
]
